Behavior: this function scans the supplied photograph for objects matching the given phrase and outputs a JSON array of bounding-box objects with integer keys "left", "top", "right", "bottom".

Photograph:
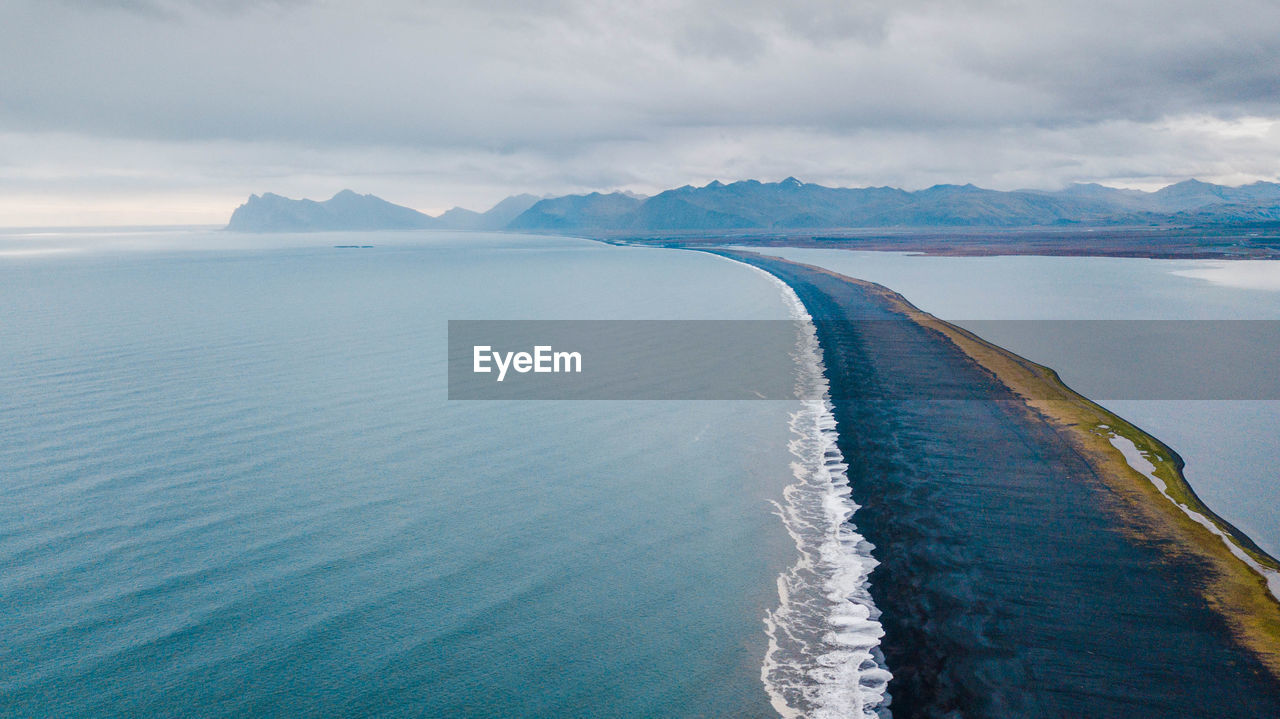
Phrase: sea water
[
  {"left": 0, "top": 230, "right": 884, "bottom": 718},
  {"left": 750, "top": 247, "right": 1280, "bottom": 559}
]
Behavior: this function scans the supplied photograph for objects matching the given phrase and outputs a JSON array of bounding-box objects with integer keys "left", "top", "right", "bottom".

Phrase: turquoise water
[
  {"left": 0, "top": 231, "right": 821, "bottom": 717},
  {"left": 751, "top": 248, "right": 1280, "bottom": 558}
]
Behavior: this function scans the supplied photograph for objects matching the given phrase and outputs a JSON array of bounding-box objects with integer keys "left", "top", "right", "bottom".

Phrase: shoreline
[
  {"left": 707, "top": 248, "right": 1280, "bottom": 715},
  {"left": 753, "top": 261, "right": 891, "bottom": 717}
]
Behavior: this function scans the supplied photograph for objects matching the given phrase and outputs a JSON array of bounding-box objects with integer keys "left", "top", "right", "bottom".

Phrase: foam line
[{"left": 739, "top": 262, "right": 893, "bottom": 719}]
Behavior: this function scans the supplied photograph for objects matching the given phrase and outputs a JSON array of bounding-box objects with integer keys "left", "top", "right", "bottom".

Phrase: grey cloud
[
  {"left": 933, "top": 1, "right": 1280, "bottom": 122},
  {"left": 775, "top": 0, "right": 898, "bottom": 44},
  {"left": 8, "top": 4, "right": 1279, "bottom": 136},
  {"left": 55, "top": 0, "right": 311, "bottom": 17},
  {"left": 6, "top": 0, "right": 1278, "bottom": 146},
  {"left": 2, "top": 0, "right": 1280, "bottom": 224}
]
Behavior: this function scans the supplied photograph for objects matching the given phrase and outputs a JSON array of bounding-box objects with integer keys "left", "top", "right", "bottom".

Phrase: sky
[{"left": 3, "top": 0, "right": 1280, "bottom": 225}]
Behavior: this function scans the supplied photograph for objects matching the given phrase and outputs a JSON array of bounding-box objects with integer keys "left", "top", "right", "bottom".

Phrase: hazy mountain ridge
[
  {"left": 227, "top": 190, "right": 542, "bottom": 232},
  {"left": 226, "top": 179, "right": 1280, "bottom": 232},
  {"left": 227, "top": 190, "right": 438, "bottom": 232},
  {"left": 507, "top": 178, "right": 1280, "bottom": 231},
  {"left": 435, "top": 194, "right": 541, "bottom": 230},
  {"left": 505, "top": 192, "right": 645, "bottom": 230}
]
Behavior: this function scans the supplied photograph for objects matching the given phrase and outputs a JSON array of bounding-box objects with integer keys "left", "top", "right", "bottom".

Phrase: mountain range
[
  {"left": 226, "top": 190, "right": 541, "bottom": 232},
  {"left": 226, "top": 190, "right": 436, "bottom": 232},
  {"left": 225, "top": 179, "right": 1280, "bottom": 233}
]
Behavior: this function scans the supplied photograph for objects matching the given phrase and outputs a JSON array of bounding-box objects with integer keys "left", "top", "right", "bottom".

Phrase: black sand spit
[{"left": 713, "top": 250, "right": 1280, "bottom": 718}]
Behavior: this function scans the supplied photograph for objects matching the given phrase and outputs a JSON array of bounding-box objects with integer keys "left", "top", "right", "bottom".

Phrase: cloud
[{"left": 2, "top": 0, "right": 1279, "bottom": 224}]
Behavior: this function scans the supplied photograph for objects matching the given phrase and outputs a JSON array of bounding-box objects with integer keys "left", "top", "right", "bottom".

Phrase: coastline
[
  {"left": 708, "top": 249, "right": 1280, "bottom": 716},
  {"left": 745, "top": 259, "right": 891, "bottom": 718}
]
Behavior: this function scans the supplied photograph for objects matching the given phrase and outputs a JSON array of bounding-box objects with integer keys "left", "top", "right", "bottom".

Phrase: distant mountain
[
  {"left": 433, "top": 206, "right": 484, "bottom": 230},
  {"left": 863, "top": 183, "right": 1130, "bottom": 226},
  {"left": 435, "top": 194, "right": 540, "bottom": 230},
  {"left": 1041, "top": 183, "right": 1151, "bottom": 211},
  {"left": 1148, "top": 179, "right": 1280, "bottom": 212},
  {"left": 506, "top": 192, "right": 644, "bottom": 230},
  {"left": 1166, "top": 202, "right": 1280, "bottom": 224},
  {"left": 503, "top": 178, "right": 1280, "bottom": 231},
  {"left": 229, "top": 179, "right": 1280, "bottom": 234},
  {"left": 227, "top": 190, "right": 436, "bottom": 232},
  {"left": 502, "top": 178, "right": 1127, "bottom": 230},
  {"left": 620, "top": 178, "right": 912, "bottom": 230}
]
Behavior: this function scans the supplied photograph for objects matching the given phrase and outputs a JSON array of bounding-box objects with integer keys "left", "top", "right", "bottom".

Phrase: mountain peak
[
  {"left": 1155, "top": 178, "right": 1215, "bottom": 194},
  {"left": 780, "top": 176, "right": 803, "bottom": 188},
  {"left": 435, "top": 193, "right": 542, "bottom": 230}
]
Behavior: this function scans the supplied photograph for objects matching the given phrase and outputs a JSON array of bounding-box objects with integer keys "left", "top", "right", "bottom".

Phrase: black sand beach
[{"left": 713, "top": 250, "right": 1280, "bottom": 718}]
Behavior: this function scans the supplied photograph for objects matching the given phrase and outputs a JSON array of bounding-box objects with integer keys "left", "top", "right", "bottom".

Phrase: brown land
[{"left": 604, "top": 224, "right": 1280, "bottom": 258}]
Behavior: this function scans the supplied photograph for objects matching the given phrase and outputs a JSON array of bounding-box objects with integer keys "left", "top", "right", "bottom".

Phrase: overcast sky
[{"left": 3, "top": 0, "right": 1280, "bottom": 225}]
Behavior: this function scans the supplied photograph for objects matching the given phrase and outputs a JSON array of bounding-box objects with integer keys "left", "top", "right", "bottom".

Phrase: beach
[{"left": 712, "top": 249, "right": 1280, "bottom": 717}]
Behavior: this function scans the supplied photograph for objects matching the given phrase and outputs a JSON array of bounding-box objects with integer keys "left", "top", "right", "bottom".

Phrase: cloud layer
[{"left": 3, "top": 0, "right": 1280, "bottom": 224}]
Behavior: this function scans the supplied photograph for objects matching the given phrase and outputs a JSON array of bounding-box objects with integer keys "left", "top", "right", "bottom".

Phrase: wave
[{"left": 744, "top": 264, "right": 892, "bottom": 719}]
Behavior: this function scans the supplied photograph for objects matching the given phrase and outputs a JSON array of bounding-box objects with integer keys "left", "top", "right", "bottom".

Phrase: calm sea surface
[
  {"left": 1, "top": 230, "right": 816, "bottom": 718},
  {"left": 753, "top": 248, "right": 1280, "bottom": 558},
  {"left": 11, "top": 230, "right": 1270, "bottom": 717}
]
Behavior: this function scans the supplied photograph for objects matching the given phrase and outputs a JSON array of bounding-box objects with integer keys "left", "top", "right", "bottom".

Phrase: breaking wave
[{"left": 748, "top": 265, "right": 892, "bottom": 719}]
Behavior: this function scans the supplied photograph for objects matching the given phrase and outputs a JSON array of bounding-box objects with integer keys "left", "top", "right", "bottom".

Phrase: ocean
[
  {"left": 9, "top": 229, "right": 1274, "bottom": 718},
  {"left": 0, "top": 230, "right": 885, "bottom": 717}
]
